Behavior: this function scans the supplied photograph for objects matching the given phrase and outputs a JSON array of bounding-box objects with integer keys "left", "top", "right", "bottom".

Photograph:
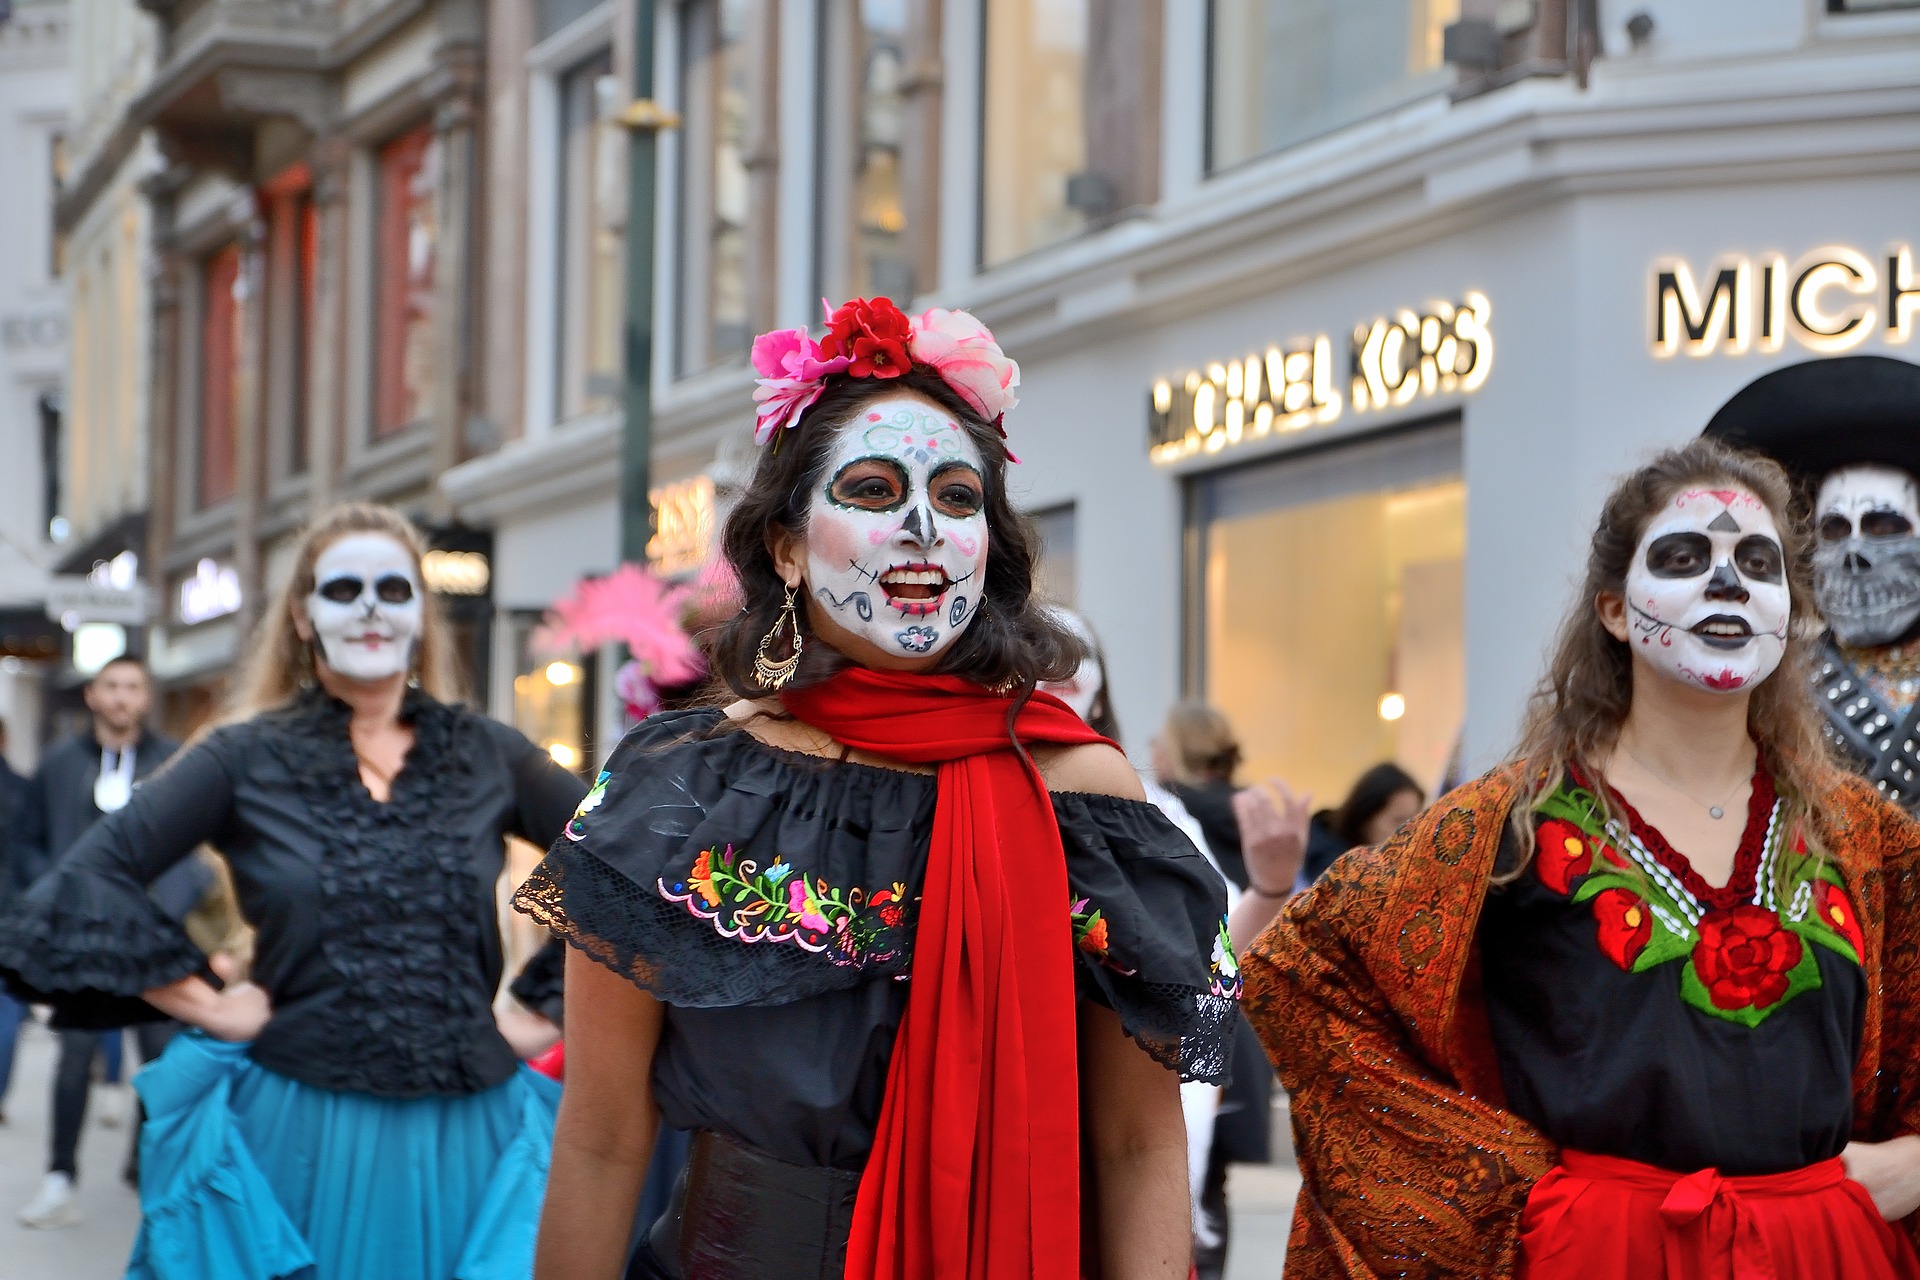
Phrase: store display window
[
  {"left": 1208, "top": 0, "right": 1458, "bottom": 171},
  {"left": 1191, "top": 422, "right": 1464, "bottom": 802},
  {"left": 509, "top": 612, "right": 597, "bottom": 776}
]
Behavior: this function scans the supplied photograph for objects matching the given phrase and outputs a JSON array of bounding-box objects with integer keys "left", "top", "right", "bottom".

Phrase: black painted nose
[
  {"left": 1844, "top": 549, "right": 1873, "bottom": 573},
  {"left": 1705, "top": 562, "right": 1749, "bottom": 603}
]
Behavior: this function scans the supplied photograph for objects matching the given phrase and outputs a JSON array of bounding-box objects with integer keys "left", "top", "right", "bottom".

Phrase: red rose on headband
[{"left": 821, "top": 297, "right": 913, "bottom": 379}]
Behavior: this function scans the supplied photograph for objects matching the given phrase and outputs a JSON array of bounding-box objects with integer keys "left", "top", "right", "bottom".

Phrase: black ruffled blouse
[
  {"left": 0, "top": 688, "right": 586, "bottom": 1098},
  {"left": 514, "top": 707, "right": 1237, "bottom": 1172}
]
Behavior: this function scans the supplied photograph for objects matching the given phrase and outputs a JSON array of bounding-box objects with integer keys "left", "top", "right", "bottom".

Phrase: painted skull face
[
  {"left": 1813, "top": 465, "right": 1920, "bottom": 648},
  {"left": 805, "top": 395, "right": 988, "bottom": 661},
  {"left": 1623, "top": 487, "right": 1790, "bottom": 694},
  {"left": 305, "top": 532, "right": 424, "bottom": 682},
  {"left": 1041, "top": 608, "right": 1103, "bottom": 724}
]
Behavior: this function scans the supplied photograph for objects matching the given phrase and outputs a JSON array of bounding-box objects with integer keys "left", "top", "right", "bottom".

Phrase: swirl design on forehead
[{"left": 858, "top": 405, "right": 967, "bottom": 468}]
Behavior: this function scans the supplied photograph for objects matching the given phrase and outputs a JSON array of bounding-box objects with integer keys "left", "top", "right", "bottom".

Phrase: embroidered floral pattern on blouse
[
  {"left": 1536, "top": 778, "right": 1862, "bottom": 1028},
  {"left": 659, "top": 845, "right": 915, "bottom": 969},
  {"left": 1210, "top": 918, "right": 1242, "bottom": 1001},
  {"left": 1072, "top": 898, "right": 1113, "bottom": 961},
  {"left": 565, "top": 771, "right": 609, "bottom": 842}
]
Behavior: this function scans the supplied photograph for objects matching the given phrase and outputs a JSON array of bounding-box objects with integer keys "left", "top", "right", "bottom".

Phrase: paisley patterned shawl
[{"left": 1240, "top": 765, "right": 1920, "bottom": 1278}]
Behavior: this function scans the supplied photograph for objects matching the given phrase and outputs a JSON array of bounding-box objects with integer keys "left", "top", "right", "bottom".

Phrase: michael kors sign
[
  {"left": 1148, "top": 292, "right": 1493, "bottom": 465},
  {"left": 1652, "top": 242, "right": 1917, "bottom": 359}
]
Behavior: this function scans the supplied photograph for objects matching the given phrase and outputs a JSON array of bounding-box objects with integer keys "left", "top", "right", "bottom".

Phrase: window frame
[
  {"left": 524, "top": 2, "right": 620, "bottom": 439},
  {"left": 1201, "top": 0, "right": 1460, "bottom": 175},
  {"left": 197, "top": 242, "right": 243, "bottom": 510},
  {"left": 370, "top": 121, "right": 438, "bottom": 440}
]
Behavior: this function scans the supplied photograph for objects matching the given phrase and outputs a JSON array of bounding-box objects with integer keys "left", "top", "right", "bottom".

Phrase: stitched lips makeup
[
  {"left": 1623, "top": 487, "right": 1790, "bottom": 694},
  {"left": 805, "top": 394, "right": 989, "bottom": 661}
]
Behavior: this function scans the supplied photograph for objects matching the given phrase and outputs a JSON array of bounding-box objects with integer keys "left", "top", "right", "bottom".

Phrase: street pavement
[
  {"left": 0, "top": 1010, "right": 1301, "bottom": 1279},
  {"left": 0, "top": 1016, "right": 141, "bottom": 1279}
]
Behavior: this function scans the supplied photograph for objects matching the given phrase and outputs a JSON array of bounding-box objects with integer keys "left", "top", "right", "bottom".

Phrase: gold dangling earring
[{"left": 753, "top": 583, "right": 805, "bottom": 691}]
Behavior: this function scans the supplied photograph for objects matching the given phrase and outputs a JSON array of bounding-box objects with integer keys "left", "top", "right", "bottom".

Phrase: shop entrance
[{"left": 1183, "top": 419, "right": 1465, "bottom": 803}]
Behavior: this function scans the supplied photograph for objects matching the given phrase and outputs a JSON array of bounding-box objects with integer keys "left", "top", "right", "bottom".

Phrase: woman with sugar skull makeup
[
  {"left": 0, "top": 502, "right": 588, "bottom": 1280},
  {"left": 1705, "top": 355, "right": 1920, "bottom": 813},
  {"left": 1233, "top": 438, "right": 1920, "bottom": 1278},
  {"left": 514, "top": 298, "right": 1233, "bottom": 1280}
]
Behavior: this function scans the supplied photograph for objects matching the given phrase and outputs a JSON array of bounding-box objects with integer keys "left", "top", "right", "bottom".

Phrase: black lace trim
[
  {"left": 257, "top": 687, "right": 500, "bottom": 1096},
  {"left": 514, "top": 710, "right": 1239, "bottom": 1084}
]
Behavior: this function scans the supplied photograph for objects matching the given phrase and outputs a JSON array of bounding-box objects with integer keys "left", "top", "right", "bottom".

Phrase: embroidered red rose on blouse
[
  {"left": 1591, "top": 887, "right": 1653, "bottom": 969},
  {"left": 1535, "top": 820, "right": 1628, "bottom": 896},
  {"left": 821, "top": 297, "right": 913, "bottom": 379},
  {"left": 1813, "top": 880, "right": 1866, "bottom": 962},
  {"left": 1693, "top": 905, "right": 1803, "bottom": 1011}
]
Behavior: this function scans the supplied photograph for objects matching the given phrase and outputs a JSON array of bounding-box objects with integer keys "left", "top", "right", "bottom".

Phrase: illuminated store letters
[
  {"left": 1148, "top": 293, "right": 1493, "bottom": 465},
  {"left": 1652, "top": 243, "right": 1914, "bottom": 358}
]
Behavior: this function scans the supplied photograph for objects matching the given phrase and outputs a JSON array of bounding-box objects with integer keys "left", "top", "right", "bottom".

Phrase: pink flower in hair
[
  {"left": 908, "top": 308, "right": 1021, "bottom": 428},
  {"left": 750, "top": 327, "right": 850, "bottom": 444}
]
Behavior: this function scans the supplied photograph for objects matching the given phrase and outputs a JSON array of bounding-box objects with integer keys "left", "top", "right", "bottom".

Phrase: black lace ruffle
[
  {"left": 256, "top": 688, "right": 501, "bottom": 1096},
  {"left": 514, "top": 708, "right": 1238, "bottom": 1084},
  {"left": 0, "top": 863, "right": 203, "bottom": 1026},
  {"left": 1056, "top": 791, "right": 1240, "bottom": 1085}
]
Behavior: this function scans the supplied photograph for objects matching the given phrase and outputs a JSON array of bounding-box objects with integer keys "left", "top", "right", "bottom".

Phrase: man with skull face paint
[
  {"left": 1236, "top": 438, "right": 1920, "bottom": 1278},
  {"left": 0, "top": 503, "right": 589, "bottom": 1280},
  {"left": 516, "top": 299, "right": 1234, "bottom": 1280},
  {"left": 1706, "top": 356, "right": 1920, "bottom": 812}
]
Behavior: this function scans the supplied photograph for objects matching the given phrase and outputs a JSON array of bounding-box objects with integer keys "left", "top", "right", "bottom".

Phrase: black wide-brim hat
[{"left": 1701, "top": 355, "right": 1920, "bottom": 480}]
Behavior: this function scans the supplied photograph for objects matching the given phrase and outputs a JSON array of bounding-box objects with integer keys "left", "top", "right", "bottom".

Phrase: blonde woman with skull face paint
[
  {"left": 515, "top": 298, "right": 1232, "bottom": 1280},
  {"left": 1237, "top": 439, "right": 1920, "bottom": 1278},
  {"left": 0, "top": 502, "right": 588, "bottom": 1280}
]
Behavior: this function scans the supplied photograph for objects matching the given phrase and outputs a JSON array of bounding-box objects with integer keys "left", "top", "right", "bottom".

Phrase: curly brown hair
[
  {"left": 708, "top": 366, "right": 1083, "bottom": 700},
  {"left": 1499, "top": 437, "right": 1837, "bottom": 881}
]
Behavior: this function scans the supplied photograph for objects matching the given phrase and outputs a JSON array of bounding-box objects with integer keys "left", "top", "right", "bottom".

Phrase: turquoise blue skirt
[{"left": 127, "top": 1031, "right": 560, "bottom": 1280}]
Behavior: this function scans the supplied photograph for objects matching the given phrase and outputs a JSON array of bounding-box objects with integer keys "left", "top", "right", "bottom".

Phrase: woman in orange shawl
[{"left": 1238, "top": 438, "right": 1920, "bottom": 1278}]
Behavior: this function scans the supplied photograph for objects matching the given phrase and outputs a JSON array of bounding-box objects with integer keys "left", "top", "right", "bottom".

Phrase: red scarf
[{"left": 781, "top": 669, "right": 1108, "bottom": 1280}]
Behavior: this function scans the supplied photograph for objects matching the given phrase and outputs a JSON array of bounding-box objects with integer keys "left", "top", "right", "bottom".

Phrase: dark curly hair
[{"left": 710, "top": 366, "right": 1084, "bottom": 699}]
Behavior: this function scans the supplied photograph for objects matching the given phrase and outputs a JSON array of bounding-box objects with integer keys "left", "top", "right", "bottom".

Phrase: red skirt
[{"left": 1518, "top": 1150, "right": 1920, "bottom": 1279}]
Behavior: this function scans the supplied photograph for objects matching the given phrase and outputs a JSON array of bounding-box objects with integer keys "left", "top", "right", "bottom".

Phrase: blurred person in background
[
  {"left": 1154, "top": 701, "right": 1250, "bottom": 888},
  {"left": 1237, "top": 440, "right": 1920, "bottom": 1277},
  {"left": 0, "top": 502, "right": 586, "bottom": 1280},
  {"left": 1301, "top": 763, "right": 1426, "bottom": 884},
  {"left": 0, "top": 714, "right": 26, "bottom": 1126},
  {"left": 8, "top": 656, "right": 199, "bottom": 1229},
  {"left": 1058, "top": 641, "right": 1302, "bottom": 1280}
]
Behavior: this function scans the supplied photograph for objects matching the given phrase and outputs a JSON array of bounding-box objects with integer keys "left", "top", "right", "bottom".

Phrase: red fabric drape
[{"left": 781, "top": 669, "right": 1110, "bottom": 1280}]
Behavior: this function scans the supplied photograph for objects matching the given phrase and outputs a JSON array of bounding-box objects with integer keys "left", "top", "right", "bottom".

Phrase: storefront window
[
  {"left": 1208, "top": 0, "right": 1458, "bottom": 171},
  {"left": 556, "top": 49, "right": 625, "bottom": 420},
  {"left": 817, "top": 0, "right": 913, "bottom": 305},
  {"left": 1030, "top": 503, "right": 1077, "bottom": 607},
  {"left": 199, "top": 243, "right": 242, "bottom": 507},
  {"left": 511, "top": 612, "right": 596, "bottom": 775},
  {"left": 678, "top": 0, "right": 753, "bottom": 373},
  {"left": 1194, "top": 426, "right": 1464, "bottom": 804},
  {"left": 980, "top": 0, "right": 1159, "bottom": 265},
  {"left": 980, "top": 0, "right": 1087, "bottom": 265},
  {"left": 373, "top": 123, "right": 439, "bottom": 437}
]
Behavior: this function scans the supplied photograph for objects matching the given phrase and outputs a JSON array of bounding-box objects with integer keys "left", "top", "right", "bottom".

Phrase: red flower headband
[{"left": 750, "top": 297, "right": 1021, "bottom": 449}]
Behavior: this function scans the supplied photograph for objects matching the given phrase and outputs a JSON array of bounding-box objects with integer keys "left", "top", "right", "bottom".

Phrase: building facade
[
  {"left": 0, "top": 0, "right": 71, "bottom": 767},
  {"left": 108, "top": 0, "right": 501, "bottom": 732},
  {"left": 447, "top": 0, "right": 1920, "bottom": 797}
]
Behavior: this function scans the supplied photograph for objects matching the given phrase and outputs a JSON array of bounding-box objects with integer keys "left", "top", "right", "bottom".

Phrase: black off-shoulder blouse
[
  {"left": 0, "top": 688, "right": 586, "bottom": 1098},
  {"left": 514, "top": 707, "right": 1238, "bottom": 1172}
]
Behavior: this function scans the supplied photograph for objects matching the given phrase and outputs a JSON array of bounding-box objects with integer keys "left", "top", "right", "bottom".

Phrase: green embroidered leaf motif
[
  {"left": 1677, "top": 934, "right": 1823, "bottom": 1028},
  {"left": 1570, "top": 871, "right": 1641, "bottom": 905},
  {"left": 1792, "top": 919, "right": 1861, "bottom": 968},
  {"left": 1630, "top": 923, "right": 1695, "bottom": 974},
  {"left": 1537, "top": 787, "right": 1607, "bottom": 829}
]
